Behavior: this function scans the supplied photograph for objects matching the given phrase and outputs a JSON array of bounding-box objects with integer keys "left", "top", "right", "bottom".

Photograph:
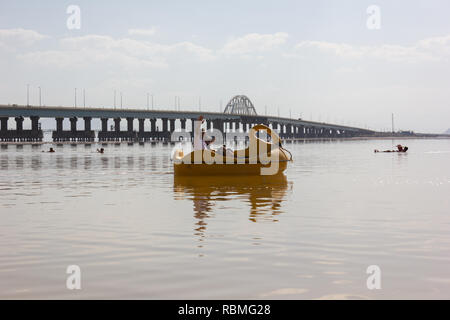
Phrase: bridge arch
[{"left": 223, "top": 95, "right": 257, "bottom": 116}]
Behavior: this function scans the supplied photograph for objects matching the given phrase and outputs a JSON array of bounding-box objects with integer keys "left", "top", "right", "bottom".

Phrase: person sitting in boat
[
  {"left": 193, "top": 116, "right": 205, "bottom": 151},
  {"left": 97, "top": 148, "right": 105, "bottom": 154},
  {"left": 203, "top": 133, "right": 215, "bottom": 150}
]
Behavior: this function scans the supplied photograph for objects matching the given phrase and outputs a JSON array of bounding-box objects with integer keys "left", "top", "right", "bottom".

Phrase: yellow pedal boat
[{"left": 173, "top": 124, "right": 292, "bottom": 176}]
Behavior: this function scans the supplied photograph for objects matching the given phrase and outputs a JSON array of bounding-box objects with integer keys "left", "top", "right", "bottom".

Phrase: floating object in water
[
  {"left": 173, "top": 124, "right": 292, "bottom": 176},
  {"left": 374, "top": 145, "right": 408, "bottom": 153}
]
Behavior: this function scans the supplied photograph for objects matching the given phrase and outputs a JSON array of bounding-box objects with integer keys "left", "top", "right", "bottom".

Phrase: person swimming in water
[
  {"left": 42, "top": 147, "right": 55, "bottom": 153},
  {"left": 96, "top": 148, "right": 105, "bottom": 154},
  {"left": 374, "top": 144, "right": 408, "bottom": 153}
]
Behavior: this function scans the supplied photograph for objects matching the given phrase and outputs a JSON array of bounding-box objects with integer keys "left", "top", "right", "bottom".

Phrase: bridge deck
[{"left": 0, "top": 104, "right": 373, "bottom": 133}]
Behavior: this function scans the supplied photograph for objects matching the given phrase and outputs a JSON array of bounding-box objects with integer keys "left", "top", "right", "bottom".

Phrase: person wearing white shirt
[{"left": 193, "top": 116, "right": 205, "bottom": 151}]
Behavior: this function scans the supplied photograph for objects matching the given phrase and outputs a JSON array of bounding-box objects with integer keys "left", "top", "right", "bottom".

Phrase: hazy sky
[{"left": 1, "top": 0, "right": 449, "bottom": 132}]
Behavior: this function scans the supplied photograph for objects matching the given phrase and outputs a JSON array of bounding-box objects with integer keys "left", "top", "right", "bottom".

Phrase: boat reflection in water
[{"left": 173, "top": 173, "right": 291, "bottom": 239}]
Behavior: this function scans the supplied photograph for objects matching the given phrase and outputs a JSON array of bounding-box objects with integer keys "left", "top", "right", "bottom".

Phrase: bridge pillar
[
  {"left": 70, "top": 117, "right": 77, "bottom": 132},
  {"left": 329, "top": 129, "right": 334, "bottom": 137},
  {"left": 242, "top": 122, "right": 248, "bottom": 132},
  {"left": 0, "top": 117, "right": 7, "bottom": 132},
  {"left": 150, "top": 119, "right": 156, "bottom": 132},
  {"left": 114, "top": 118, "right": 121, "bottom": 132},
  {"left": 305, "top": 127, "right": 311, "bottom": 137},
  {"left": 83, "top": 117, "right": 92, "bottom": 132},
  {"left": 298, "top": 125, "right": 305, "bottom": 138},
  {"left": 15, "top": 116, "right": 24, "bottom": 132},
  {"left": 138, "top": 119, "right": 145, "bottom": 132},
  {"left": 180, "top": 119, "right": 186, "bottom": 131},
  {"left": 127, "top": 117, "right": 134, "bottom": 132},
  {"left": 189, "top": 118, "right": 196, "bottom": 140},
  {"left": 81, "top": 117, "right": 93, "bottom": 142},
  {"left": 162, "top": 118, "right": 168, "bottom": 133},
  {"left": 213, "top": 119, "right": 223, "bottom": 132},
  {"left": 30, "top": 116, "right": 40, "bottom": 132},
  {"left": 101, "top": 118, "right": 108, "bottom": 132},
  {"left": 55, "top": 118, "right": 64, "bottom": 132},
  {"left": 169, "top": 119, "right": 175, "bottom": 132},
  {"left": 271, "top": 122, "right": 278, "bottom": 133}
]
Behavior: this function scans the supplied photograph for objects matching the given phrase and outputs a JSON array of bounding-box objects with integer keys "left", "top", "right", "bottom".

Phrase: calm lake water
[{"left": 1, "top": 138, "right": 450, "bottom": 299}]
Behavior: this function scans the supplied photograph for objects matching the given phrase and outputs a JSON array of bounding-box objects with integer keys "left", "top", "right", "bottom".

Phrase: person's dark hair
[{"left": 403, "top": 146, "right": 408, "bottom": 152}]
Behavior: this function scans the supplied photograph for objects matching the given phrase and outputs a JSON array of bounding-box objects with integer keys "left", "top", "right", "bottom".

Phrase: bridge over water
[{"left": 0, "top": 95, "right": 375, "bottom": 143}]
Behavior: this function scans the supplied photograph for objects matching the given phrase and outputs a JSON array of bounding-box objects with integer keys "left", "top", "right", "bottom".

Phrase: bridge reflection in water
[{"left": 173, "top": 174, "right": 291, "bottom": 240}]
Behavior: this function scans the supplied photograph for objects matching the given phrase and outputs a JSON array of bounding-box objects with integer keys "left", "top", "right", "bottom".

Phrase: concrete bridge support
[
  {"left": 15, "top": 117, "right": 24, "bottom": 132},
  {"left": 98, "top": 117, "right": 137, "bottom": 142},
  {"left": 31, "top": 116, "right": 39, "bottom": 132},
  {"left": 161, "top": 118, "right": 169, "bottom": 141},
  {"left": 137, "top": 118, "right": 146, "bottom": 142},
  {"left": 150, "top": 119, "right": 156, "bottom": 134},
  {"left": 180, "top": 119, "right": 186, "bottom": 131},
  {"left": 84, "top": 117, "right": 92, "bottom": 132},
  {"left": 0, "top": 116, "right": 42, "bottom": 142},
  {"left": 114, "top": 118, "right": 121, "bottom": 133},
  {"left": 213, "top": 119, "right": 223, "bottom": 132},
  {"left": 0, "top": 117, "right": 7, "bottom": 133},
  {"left": 70, "top": 117, "right": 77, "bottom": 133},
  {"left": 138, "top": 118, "right": 145, "bottom": 133},
  {"left": 52, "top": 117, "right": 94, "bottom": 142},
  {"left": 127, "top": 117, "right": 133, "bottom": 133}
]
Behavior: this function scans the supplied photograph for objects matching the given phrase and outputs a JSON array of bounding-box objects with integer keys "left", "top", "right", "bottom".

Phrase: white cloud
[
  {"left": 222, "top": 32, "right": 289, "bottom": 55},
  {"left": 294, "top": 36, "right": 450, "bottom": 63},
  {"left": 0, "top": 28, "right": 48, "bottom": 50},
  {"left": 128, "top": 27, "right": 157, "bottom": 37},
  {"left": 17, "top": 34, "right": 216, "bottom": 71}
]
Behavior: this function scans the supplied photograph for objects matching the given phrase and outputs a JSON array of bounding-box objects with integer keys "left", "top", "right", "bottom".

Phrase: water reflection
[{"left": 174, "top": 174, "right": 291, "bottom": 239}]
